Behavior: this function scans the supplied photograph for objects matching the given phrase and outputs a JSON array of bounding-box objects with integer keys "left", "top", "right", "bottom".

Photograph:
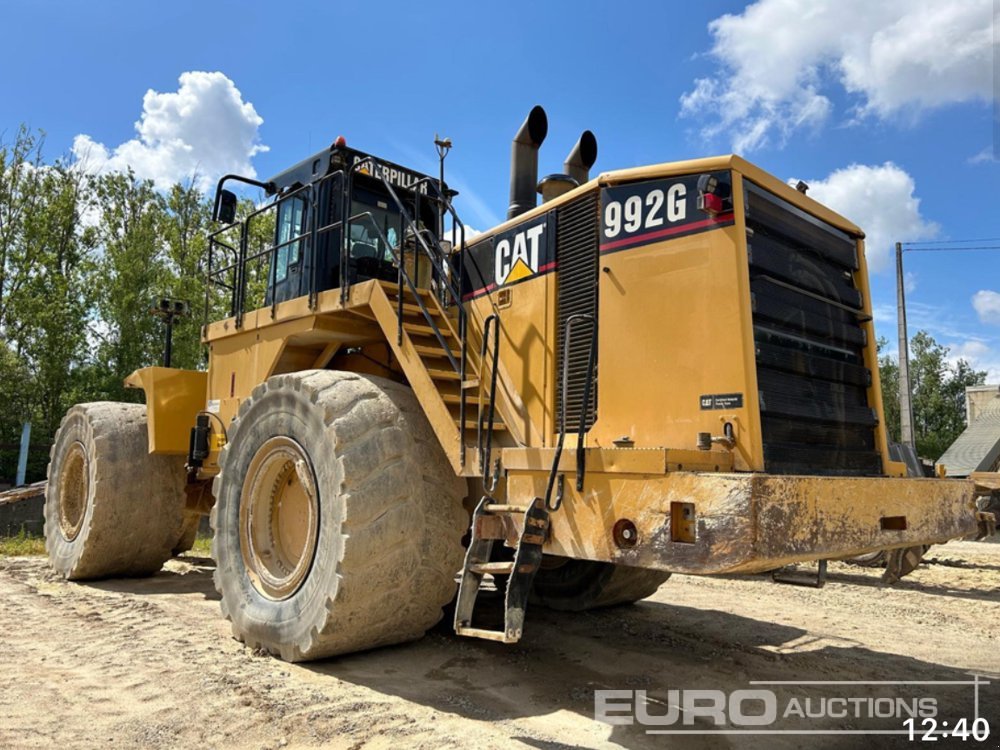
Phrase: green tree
[
  {"left": 89, "top": 169, "right": 168, "bottom": 401},
  {"left": 877, "top": 337, "right": 900, "bottom": 442},
  {"left": 878, "top": 331, "right": 986, "bottom": 460},
  {"left": 162, "top": 181, "right": 212, "bottom": 370},
  {"left": 16, "top": 161, "right": 96, "bottom": 437},
  {"left": 0, "top": 126, "right": 96, "bottom": 480}
]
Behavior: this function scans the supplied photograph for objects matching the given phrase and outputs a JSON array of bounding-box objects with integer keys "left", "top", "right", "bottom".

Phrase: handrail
[
  {"left": 478, "top": 314, "right": 501, "bottom": 485},
  {"left": 354, "top": 162, "right": 472, "bottom": 467},
  {"left": 348, "top": 211, "right": 462, "bottom": 374},
  {"left": 544, "top": 313, "right": 598, "bottom": 511},
  {"left": 205, "top": 170, "right": 348, "bottom": 326}
]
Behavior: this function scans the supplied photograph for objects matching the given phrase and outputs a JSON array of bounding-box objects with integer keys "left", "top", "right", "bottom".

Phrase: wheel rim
[
  {"left": 239, "top": 436, "right": 319, "bottom": 600},
  {"left": 58, "top": 441, "right": 89, "bottom": 541}
]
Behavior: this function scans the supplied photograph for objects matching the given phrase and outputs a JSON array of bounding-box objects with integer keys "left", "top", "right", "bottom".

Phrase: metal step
[
  {"left": 400, "top": 302, "right": 448, "bottom": 318},
  {"left": 403, "top": 321, "right": 458, "bottom": 339},
  {"left": 470, "top": 561, "right": 515, "bottom": 575},
  {"left": 458, "top": 419, "right": 507, "bottom": 431},
  {"left": 378, "top": 280, "right": 436, "bottom": 300},
  {"left": 484, "top": 504, "right": 525, "bottom": 514},
  {"left": 413, "top": 343, "right": 451, "bottom": 358},
  {"left": 426, "top": 368, "right": 461, "bottom": 381},
  {"left": 454, "top": 496, "right": 549, "bottom": 644}
]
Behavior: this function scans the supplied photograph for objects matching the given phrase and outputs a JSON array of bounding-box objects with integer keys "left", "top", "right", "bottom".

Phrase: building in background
[{"left": 939, "top": 385, "right": 1000, "bottom": 477}]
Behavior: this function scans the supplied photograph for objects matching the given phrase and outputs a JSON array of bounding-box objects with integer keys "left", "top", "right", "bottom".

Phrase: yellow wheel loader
[{"left": 44, "top": 106, "right": 997, "bottom": 661}]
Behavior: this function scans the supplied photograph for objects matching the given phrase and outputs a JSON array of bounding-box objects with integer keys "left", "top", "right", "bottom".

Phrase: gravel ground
[{"left": 0, "top": 541, "right": 997, "bottom": 750}]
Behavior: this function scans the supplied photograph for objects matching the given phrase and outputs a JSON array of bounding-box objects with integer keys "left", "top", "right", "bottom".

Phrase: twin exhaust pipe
[{"left": 507, "top": 105, "right": 598, "bottom": 220}]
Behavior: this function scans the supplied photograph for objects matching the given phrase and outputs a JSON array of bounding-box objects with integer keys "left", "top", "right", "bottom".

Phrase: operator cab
[{"left": 209, "top": 139, "right": 445, "bottom": 315}]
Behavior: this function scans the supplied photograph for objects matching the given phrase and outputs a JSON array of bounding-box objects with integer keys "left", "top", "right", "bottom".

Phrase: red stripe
[
  {"left": 462, "top": 281, "right": 496, "bottom": 302},
  {"left": 462, "top": 215, "right": 733, "bottom": 301},
  {"left": 599, "top": 212, "right": 735, "bottom": 252},
  {"left": 462, "top": 260, "right": 559, "bottom": 301}
]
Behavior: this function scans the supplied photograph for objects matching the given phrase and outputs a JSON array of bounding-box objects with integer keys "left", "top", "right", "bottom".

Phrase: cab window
[
  {"left": 275, "top": 196, "right": 306, "bottom": 282},
  {"left": 349, "top": 209, "right": 399, "bottom": 262}
]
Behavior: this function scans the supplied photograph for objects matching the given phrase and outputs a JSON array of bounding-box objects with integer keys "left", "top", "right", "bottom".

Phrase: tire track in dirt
[{"left": 1, "top": 542, "right": 997, "bottom": 749}]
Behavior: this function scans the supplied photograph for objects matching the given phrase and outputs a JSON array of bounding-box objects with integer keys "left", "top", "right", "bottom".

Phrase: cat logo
[{"left": 494, "top": 224, "right": 546, "bottom": 288}]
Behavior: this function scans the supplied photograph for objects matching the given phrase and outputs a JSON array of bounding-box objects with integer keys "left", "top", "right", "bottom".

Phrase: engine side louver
[{"left": 556, "top": 191, "right": 600, "bottom": 433}]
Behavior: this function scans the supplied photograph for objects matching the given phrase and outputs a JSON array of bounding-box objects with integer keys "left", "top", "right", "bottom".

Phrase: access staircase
[{"left": 360, "top": 161, "right": 593, "bottom": 645}]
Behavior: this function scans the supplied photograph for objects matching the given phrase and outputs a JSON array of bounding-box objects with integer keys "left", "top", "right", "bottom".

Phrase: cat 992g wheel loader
[{"left": 44, "top": 106, "right": 997, "bottom": 661}]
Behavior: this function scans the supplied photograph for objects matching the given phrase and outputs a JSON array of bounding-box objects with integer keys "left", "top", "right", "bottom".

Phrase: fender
[{"left": 124, "top": 367, "right": 208, "bottom": 455}]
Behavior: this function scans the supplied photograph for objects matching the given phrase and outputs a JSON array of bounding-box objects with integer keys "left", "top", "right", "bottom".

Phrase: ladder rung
[
  {"left": 454, "top": 626, "right": 519, "bottom": 643},
  {"left": 484, "top": 504, "right": 526, "bottom": 514},
  {"left": 457, "top": 419, "right": 507, "bottom": 431},
  {"left": 413, "top": 344, "right": 451, "bottom": 358},
  {"left": 403, "top": 322, "right": 457, "bottom": 339},
  {"left": 427, "top": 368, "right": 461, "bottom": 381},
  {"left": 461, "top": 378, "right": 480, "bottom": 390},
  {"left": 400, "top": 302, "right": 446, "bottom": 317},
  {"left": 383, "top": 288, "right": 436, "bottom": 304},
  {"left": 470, "top": 561, "right": 514, "bottom": 575}
]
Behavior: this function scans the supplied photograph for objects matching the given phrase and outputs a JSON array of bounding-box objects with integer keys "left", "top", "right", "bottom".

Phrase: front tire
[
  {"left": 44, "top": 402, "right": 188, "bottom": 580},
  {"left": 211, "top": 370, "right": 467, "bottom": 661}
]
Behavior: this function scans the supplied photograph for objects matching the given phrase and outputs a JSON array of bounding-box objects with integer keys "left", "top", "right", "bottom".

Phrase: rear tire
[
  {"left": 44, "top": 402, "right": 188, "bottom": 580},
  {"left": 211, "top": 370, "right": 467, "bottom": 661},
  {"left": 171, "top": 511, "right": 202, "bottom": 556},
  {"left": 531, "top": 556, "right": 670, "bottom": 611}
]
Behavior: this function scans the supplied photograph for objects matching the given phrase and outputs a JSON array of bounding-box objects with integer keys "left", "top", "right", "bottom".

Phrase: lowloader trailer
[{"left": 44, "top": 106, "right": 996, "bottom": 661}]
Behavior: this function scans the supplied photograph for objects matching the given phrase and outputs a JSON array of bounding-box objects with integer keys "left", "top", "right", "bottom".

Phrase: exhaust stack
[
  {"left": 538, "top": 130, "right": 599, "bottom": 204},
  {"left": 564, "top": 130, "right": 598, "bottom": 185},
  {"left": 507, "top": 105, "right": 548, "bottom": 220}
]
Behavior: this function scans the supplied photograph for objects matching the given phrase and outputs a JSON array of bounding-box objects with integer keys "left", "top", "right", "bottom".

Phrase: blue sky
[{"left": 2, "top": 1, "right": 998, "bottom": 374}]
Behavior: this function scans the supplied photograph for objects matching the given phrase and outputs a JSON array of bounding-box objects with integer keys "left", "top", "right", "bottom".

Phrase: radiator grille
[
  {"left": 556, "top": 192, "right": 600, "bottom": 433},
  {"left": 746, "top": 182, "right": 881, "bottom": 476}
]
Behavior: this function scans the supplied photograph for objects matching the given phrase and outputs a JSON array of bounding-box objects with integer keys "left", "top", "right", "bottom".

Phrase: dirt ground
[{"left": 1, "top": 541, "right": 997, "bottom": 750}]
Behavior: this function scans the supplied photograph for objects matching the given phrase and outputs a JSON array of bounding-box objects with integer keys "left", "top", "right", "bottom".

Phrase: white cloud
[
  {"left": 681, "top": 0, "right": 996, "bottom": 151},
  {"left": 904, "top": 271, "right": 917, "bottom": 294},
  {"left": 947, "top": 339, "right": 1000, "bottom": 382},
  {"left": 440, "top": 223, "right": 481, "bottom": 248},
  {"left": 72, "top": 71, "right": 267, "bottom": 192},
  {"left": 968, "top": 146, "right": 999, "bottom": 165},
  {"left": 788, "top": 162, "right": 937, "bottom": 272},
  {"left": 972, "top": 290, "right": 1000, "bottom": 325}
]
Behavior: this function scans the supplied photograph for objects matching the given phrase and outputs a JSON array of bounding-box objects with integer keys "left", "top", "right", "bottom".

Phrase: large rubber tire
[
  {"left": 211, "top": 370, "right": 468, "bottom": 662},
  {"left": 171, "top": 511, "right": 202, "bottom": 556},
  {"left": 44, "top": 402, "right": 188, "bottom": 580},
  {"left": 530, "top": 556, "right": 671, "bottom": 611}
]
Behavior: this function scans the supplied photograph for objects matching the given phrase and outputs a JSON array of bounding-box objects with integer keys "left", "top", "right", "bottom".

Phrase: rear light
[
  {"left": 696, "top": 173, "right": 731, "bottom": 216},
  {"left": 698, "top": 191, "right": 724, "bottom": 215}
]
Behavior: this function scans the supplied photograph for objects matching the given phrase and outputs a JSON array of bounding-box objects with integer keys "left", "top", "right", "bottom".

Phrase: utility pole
[{"left": 896, "top": 242, "right": 915, "bottom": 450}]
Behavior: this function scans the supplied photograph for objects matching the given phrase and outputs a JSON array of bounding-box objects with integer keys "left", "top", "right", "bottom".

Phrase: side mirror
[{"left": 215, "top": 189, "right": 238, "bottom": 224}]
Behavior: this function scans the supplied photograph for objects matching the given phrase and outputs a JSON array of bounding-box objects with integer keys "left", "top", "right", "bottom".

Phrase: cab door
[{"left": 269, "top": 195, "right": 307, "bottom": 304}]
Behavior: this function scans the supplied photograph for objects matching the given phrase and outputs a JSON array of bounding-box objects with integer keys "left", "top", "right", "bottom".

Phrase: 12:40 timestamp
[{"left": 905, "top": 717, "right": 990, "bottom": 741}]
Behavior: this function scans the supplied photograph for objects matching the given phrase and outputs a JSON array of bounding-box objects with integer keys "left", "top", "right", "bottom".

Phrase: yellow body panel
[
  {"left": 124, "top": 367, "right": 208, "bottom": 455},
  {"left": 125, "top": 153, "right": 985, "bottom": 573},
  {"left": 504, "top": 465, "right": 979, "bottom": 574}
]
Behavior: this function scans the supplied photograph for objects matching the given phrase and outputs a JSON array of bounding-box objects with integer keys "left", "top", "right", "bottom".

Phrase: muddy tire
[
  {"left": 171, "top": 511, "right": 202, "bottom": 556},
  {"left": 846, "top": 550, "right": 887, "bottom": 568},
  {"left": 44, "top": 402, "right": 188, "bottom": 580},
  {"left": 211, "top": 370, "right": 467, "bottom": 662},
  {"left": 530, "top": 556, "right": 670, "bottom": 611}
]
